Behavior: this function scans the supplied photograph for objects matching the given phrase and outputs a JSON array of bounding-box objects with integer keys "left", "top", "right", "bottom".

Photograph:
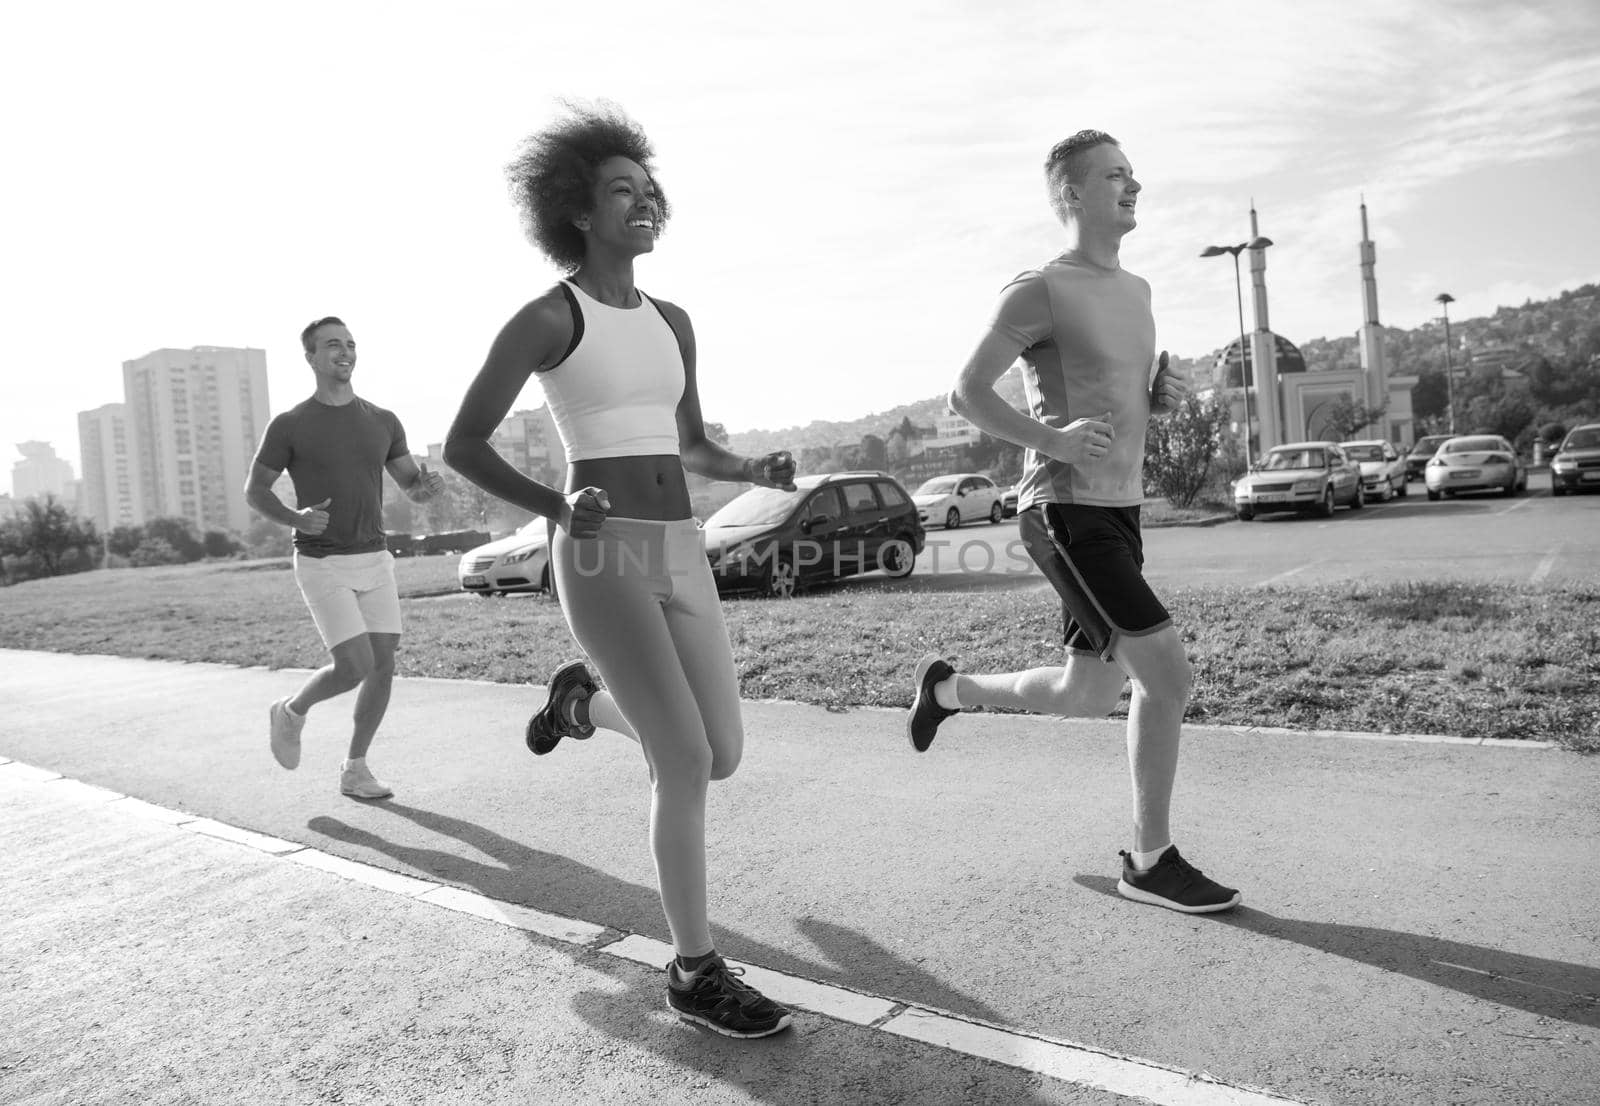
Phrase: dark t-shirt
[{"left": 253, "top": 396, "right": 409, "bottom": 557}]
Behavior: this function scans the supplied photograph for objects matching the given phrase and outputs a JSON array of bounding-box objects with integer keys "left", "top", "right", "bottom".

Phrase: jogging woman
[{"left": 444, "top": 101, "right": 796, "bottom": 1039}]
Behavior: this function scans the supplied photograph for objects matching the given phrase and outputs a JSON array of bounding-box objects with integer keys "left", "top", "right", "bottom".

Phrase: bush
[
  {"left": 1144, "top": 395, "right": 1232, "bottom": 507},
  {"left": 130, "top": 538, "right": 184, "bottom": 567}
]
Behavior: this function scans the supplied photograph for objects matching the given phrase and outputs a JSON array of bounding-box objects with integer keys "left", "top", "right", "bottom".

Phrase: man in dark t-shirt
[{"left": 246, "top": 316, "right": 445, "bottom": 799}]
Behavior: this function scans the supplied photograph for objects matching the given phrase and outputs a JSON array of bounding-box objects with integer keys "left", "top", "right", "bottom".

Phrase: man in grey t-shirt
[{"left": 246, "top": 316, "right": 444, "bottom": 799}]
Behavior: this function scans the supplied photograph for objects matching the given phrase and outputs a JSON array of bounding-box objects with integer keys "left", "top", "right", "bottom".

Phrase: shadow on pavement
[
  {"left": 311, "top": 803, "right": 1010, "bottom": 1023},
  {"left": 1073, "top": 874, "right": 1599, "bottom": 1027},
  {"left": 309, "top": 806, "right": 1043, "bottom": 1103}
]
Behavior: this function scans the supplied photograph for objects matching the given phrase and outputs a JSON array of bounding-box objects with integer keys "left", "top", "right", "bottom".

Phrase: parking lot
[{"left": 905, "top": 470, "right": 1598, "bottom": 590}]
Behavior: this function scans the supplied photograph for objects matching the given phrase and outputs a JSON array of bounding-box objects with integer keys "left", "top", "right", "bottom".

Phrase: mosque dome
[{"left": 1214, "top": 332, "right": 1307, "bottom": 388}]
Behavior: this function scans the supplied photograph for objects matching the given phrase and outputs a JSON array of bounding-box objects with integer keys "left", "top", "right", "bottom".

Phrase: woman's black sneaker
[
  {"left": 665, "top": 957, "right": 793, "bottom": 1039},
  {"left": 1116, "top": 845, "right": 1241, "bottom": 913},
  {"left": 525, "top": 661, "right": 597, "bottom": 755},
  {"left": 906, "top": 654, "right": 959, "bottom": 752}
]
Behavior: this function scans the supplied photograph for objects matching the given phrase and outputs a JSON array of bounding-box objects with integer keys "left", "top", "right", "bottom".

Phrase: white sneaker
[
  {"left": 340, "top": 760, "right": 394, "bottom": 800},
  {"left": 269, "top": 698, "right": 304, "bottom": 769}
]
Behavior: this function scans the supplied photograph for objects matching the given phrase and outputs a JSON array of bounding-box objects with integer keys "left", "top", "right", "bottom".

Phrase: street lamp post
[
  {"left": 1202, "top": 236, "right": 1274, "bottom": 467},
  {"left": 1435, "top": 292, "right": 1456, "bottom": 435}
]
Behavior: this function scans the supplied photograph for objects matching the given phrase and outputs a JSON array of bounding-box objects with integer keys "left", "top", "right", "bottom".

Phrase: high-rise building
[
  {"left": 122, "top": 346, "right": 270, "bottom": 534},
  {"left": 490, "top": 406, "right": 566, "bottom": 488},
  {"left": 12, "top": 441, "right": 76, "bottom": 505},
  {"left": 77, "top": 404, "right": 143, "bottom": 531}
]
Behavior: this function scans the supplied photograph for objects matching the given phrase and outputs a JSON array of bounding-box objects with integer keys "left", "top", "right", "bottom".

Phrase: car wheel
[
  {"left": 1236, "top": 508, "right": 1254, "bottom": 521},
  {"left": 944, "top": 507, "right": 961, "bottom": 530},
  {"left": 1317, "top": 486, "right": 1335, "bottom": 518},
  {"left": 540, "top": 564, "right": 557, "bottom": 599},
  {"left": 878, "top": 537, "right": 916, "bottom": 579},
  {"left": 988, "top": 501, "right": 1003, "bottom": 525},
  {"left": 1397, "top": 478, "right": 1408, "bottom": 499},
  {"left": 1350, "top": 484, "right": 1364, "bottom": 510},
  {"left": 1552, "top": 485, "right": 1566, "bottom": 497},
  {"left": 765, "top": 557, "right": 798, "bottom": 599},
  {"left": 1427, "top": 488, "right": 1440, "bottom": 501},
  {"left": 1503, "top": 477, "right": 1516, "bottom": 497}
]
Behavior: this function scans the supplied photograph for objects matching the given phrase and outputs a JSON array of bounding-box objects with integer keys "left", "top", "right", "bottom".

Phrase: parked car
[
  {"left": 457, "top": 519, "right": 553, "bottom": 596},
  {"left": 703, "top": 471, "right": 925, "bottom": 598},
  {"left": 1232, "top": 441, "right": 1364, "bottom": 520},
  {"left": 1549, "top": 422, "right": 1600, "bottom": 496},
  {"left": 912, "top": 473, "right": 1005, "bottom": 529},
  {"left": 384, "top": 531, "right": 418, "bottom": 557},
  {"left": 998, "top": 484, "right": 1019, "bottom": 518},
  {"left": 1424, "top": 434, "right": 1527, "bottom": 500},
  {"left": 1341, "top": 439, "right": 1409, "bottom": 501},
  {"left": 1404, "top": 434, "right": 1453, "bottom": 482}
]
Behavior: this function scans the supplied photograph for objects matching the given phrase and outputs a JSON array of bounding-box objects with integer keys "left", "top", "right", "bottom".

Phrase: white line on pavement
[
  {"left": 1529, "top": 544, "right": 1562, "bottom": 585},
  {"left": 2, "top": 759, "right": 1306, "bottom": 1106},
  {"left": 1255, "top": 564, "right": 1313, "bottom": 588}
]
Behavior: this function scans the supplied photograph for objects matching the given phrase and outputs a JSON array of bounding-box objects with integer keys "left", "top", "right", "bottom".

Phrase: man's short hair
[
  {"left": 300, "top": 316, "right": 347, "bottom": 354},
  {"left": 1045, "top": 130, "right": 1119, "bottom": 224}
]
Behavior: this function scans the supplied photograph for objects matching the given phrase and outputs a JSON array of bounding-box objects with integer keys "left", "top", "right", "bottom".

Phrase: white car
[
  {"left": 458, "top": 519, "right": 554, "bottom": 596},
  {"left": 912, "top": 473, "right": 1005, "bottom": 529},
  {"left": 1424, "top": 434, "right": 1527, "bottom": 500},
  {"left": 1340, "top": 439, "right": 1409, "bottom": 501}
]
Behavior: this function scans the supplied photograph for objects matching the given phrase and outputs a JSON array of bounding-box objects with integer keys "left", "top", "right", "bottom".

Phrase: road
[
  {"left": 905, "top": 470, "right": 1598, "bottom": 590},
  {"left": 5, "top": 650, "right": 1598, "bottom": 1105}
]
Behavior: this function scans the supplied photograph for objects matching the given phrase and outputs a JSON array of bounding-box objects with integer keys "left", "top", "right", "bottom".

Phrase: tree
[
  {"left": 10, "top": 496, "right": 100, "bottom": 577},
  {"left": 130, "top": 537, "right": 183, "bottom": 567},
  {"left": 704, "top": 421, "right": 730, "bottom": 447},
  {"left": 1322, "top": 395, "right": 1387, "bottom": 441},
  {"left": 859, "top": 433, "right": 886, "bottom": 469},
  {"left": 107, "top": 525, "right": 144, "bottom": 559},
  {"left": 202, "top": 530, "right": 241, "bottom": 559},
  {"left": 1143, "top": 395, "right": 1232, "bottom": 507},
  {"left": 143, "top": 516, "right": 204, "bottom": 562},
  {"left": 1411, "top": 370, "right": 1450, "bottom": 424}
]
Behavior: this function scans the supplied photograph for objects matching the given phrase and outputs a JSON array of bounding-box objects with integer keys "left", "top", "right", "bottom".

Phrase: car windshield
[
  {"left": 1409, "top": 438, "right": 1448, "bottom": 455},
  {"left": 1563, "top": 428, "right": 1600, "bottom": 450},
  {"left": 704, "top": 486, "right": 801, "bottom": 528},
  {"left": 1342, "top": 445, "right": 1383, "bottom": 461},
  {"left": 1261, "top": 449, "right": 1324, "bottom": 470},
  {"left": 915, "top": 477, "right": 960, "bottom": 495},
  {"left": 1443, "top": 437, "right": 1503, "bottom": 454}
]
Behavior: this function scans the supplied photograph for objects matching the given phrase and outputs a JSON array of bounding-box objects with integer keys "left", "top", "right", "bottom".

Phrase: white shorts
[{"left": 292, "top": 550, "right": 402, "bottom": 649}]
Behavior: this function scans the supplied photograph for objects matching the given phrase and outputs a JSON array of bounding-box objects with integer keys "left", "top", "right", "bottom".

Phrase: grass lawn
[{"left": 2, "top": 555, "right": 1595, "bottom": 752}]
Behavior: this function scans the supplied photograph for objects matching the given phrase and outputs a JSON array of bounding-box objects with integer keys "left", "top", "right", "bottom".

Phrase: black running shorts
[{"left": 1019, "top": 504, "right": 1172, "bottom": 662}]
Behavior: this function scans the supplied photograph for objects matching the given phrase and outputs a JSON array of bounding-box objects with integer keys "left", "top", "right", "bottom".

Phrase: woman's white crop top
[{"left": 535, "top": 280, "right": 686, "bottom": 462}]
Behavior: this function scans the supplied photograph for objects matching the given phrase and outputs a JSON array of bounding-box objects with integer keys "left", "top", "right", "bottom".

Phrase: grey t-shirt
[{"left": 253, "top": 396, "right": 408, "bottom": 557}]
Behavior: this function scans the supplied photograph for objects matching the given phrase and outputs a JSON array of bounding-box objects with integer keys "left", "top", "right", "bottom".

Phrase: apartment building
[
  {"left": 77, "top": 404, "right": 143, "bottom": 531},
  {"left": 11, "top": 441, "right": 77, "bottom": 506},
  {"left": 122, "top": 346, "right": 270, "bottom": 534}
]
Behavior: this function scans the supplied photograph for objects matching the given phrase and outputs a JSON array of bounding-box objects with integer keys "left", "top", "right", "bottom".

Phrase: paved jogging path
[{"left": 3, "top": 650, "right": 1597, "bottom": 1105}]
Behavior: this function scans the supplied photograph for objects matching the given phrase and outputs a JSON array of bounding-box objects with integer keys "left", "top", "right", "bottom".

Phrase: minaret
[
  {"left": 1247, "top": 202, "right": 1282, "bottom": 450},
  {"left": 1357, "top": 197, "right": 1391, "bottom": 438}
]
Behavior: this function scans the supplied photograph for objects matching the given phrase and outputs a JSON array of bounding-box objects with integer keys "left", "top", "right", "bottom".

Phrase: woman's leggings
[{"left": 551, "top": 516, "right": 744, "bottom": 957}]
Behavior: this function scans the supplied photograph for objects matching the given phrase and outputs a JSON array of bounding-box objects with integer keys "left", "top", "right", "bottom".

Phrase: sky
[{"left": 4, "top": 0, "right": 1599, "bottom": 496}]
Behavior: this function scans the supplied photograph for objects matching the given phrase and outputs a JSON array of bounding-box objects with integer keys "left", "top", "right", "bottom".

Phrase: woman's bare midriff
[{"left": 567, "top": 454, "right": 692, "bottom": 521}]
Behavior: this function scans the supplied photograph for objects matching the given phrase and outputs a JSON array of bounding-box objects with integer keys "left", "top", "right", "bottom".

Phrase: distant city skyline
[{"left": 4, "top": 0, "right": 1598, "bottom": 498}]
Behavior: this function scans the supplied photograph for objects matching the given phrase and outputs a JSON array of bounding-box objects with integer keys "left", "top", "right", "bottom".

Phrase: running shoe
[
  {"left": 906, "top": 654, "right": 958, "bottom": 752},
  {"left": 339, "top": 760, "right": 394, "bottom": 800},
  {"left": 525, "top": 660, "right": 598, "bottom": 755},
  {"left": 1116, "top": 846, "right": 1241, "bottom": 914},
  {"left": 665, "top": 957, "right": 793, "bottom": 1039},
  {"left": 269, "top": 697, "right": 304, "bottom": 770}
]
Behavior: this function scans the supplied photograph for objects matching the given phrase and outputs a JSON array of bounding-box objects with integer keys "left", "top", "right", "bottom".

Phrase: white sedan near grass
[
  {"left": 912, "top": 473, "right": 1005, "bottom": 529},
  {"left": 1341, "top": 439, "right": 1409, "bottom": 501},
  {"left": 457, "top": 519, "right": 553, "bottom": 596},
  {"left": 1423, "top": 434, "right": 1527, "bottom": 500}
]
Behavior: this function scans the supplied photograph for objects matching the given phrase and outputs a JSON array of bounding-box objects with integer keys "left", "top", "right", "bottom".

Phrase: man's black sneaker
[
  {"left": 1116, "top": 845, "right": 1241, "bottom": 914},
  {"left": 525, "top": 660, "right": 597, "bottom": 756},
  {"left": 907, "top": 654, "right": 959, "bottom": 752},
  {"left": 665, "top": 957, "right": 793, "bottom": 1039}
]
